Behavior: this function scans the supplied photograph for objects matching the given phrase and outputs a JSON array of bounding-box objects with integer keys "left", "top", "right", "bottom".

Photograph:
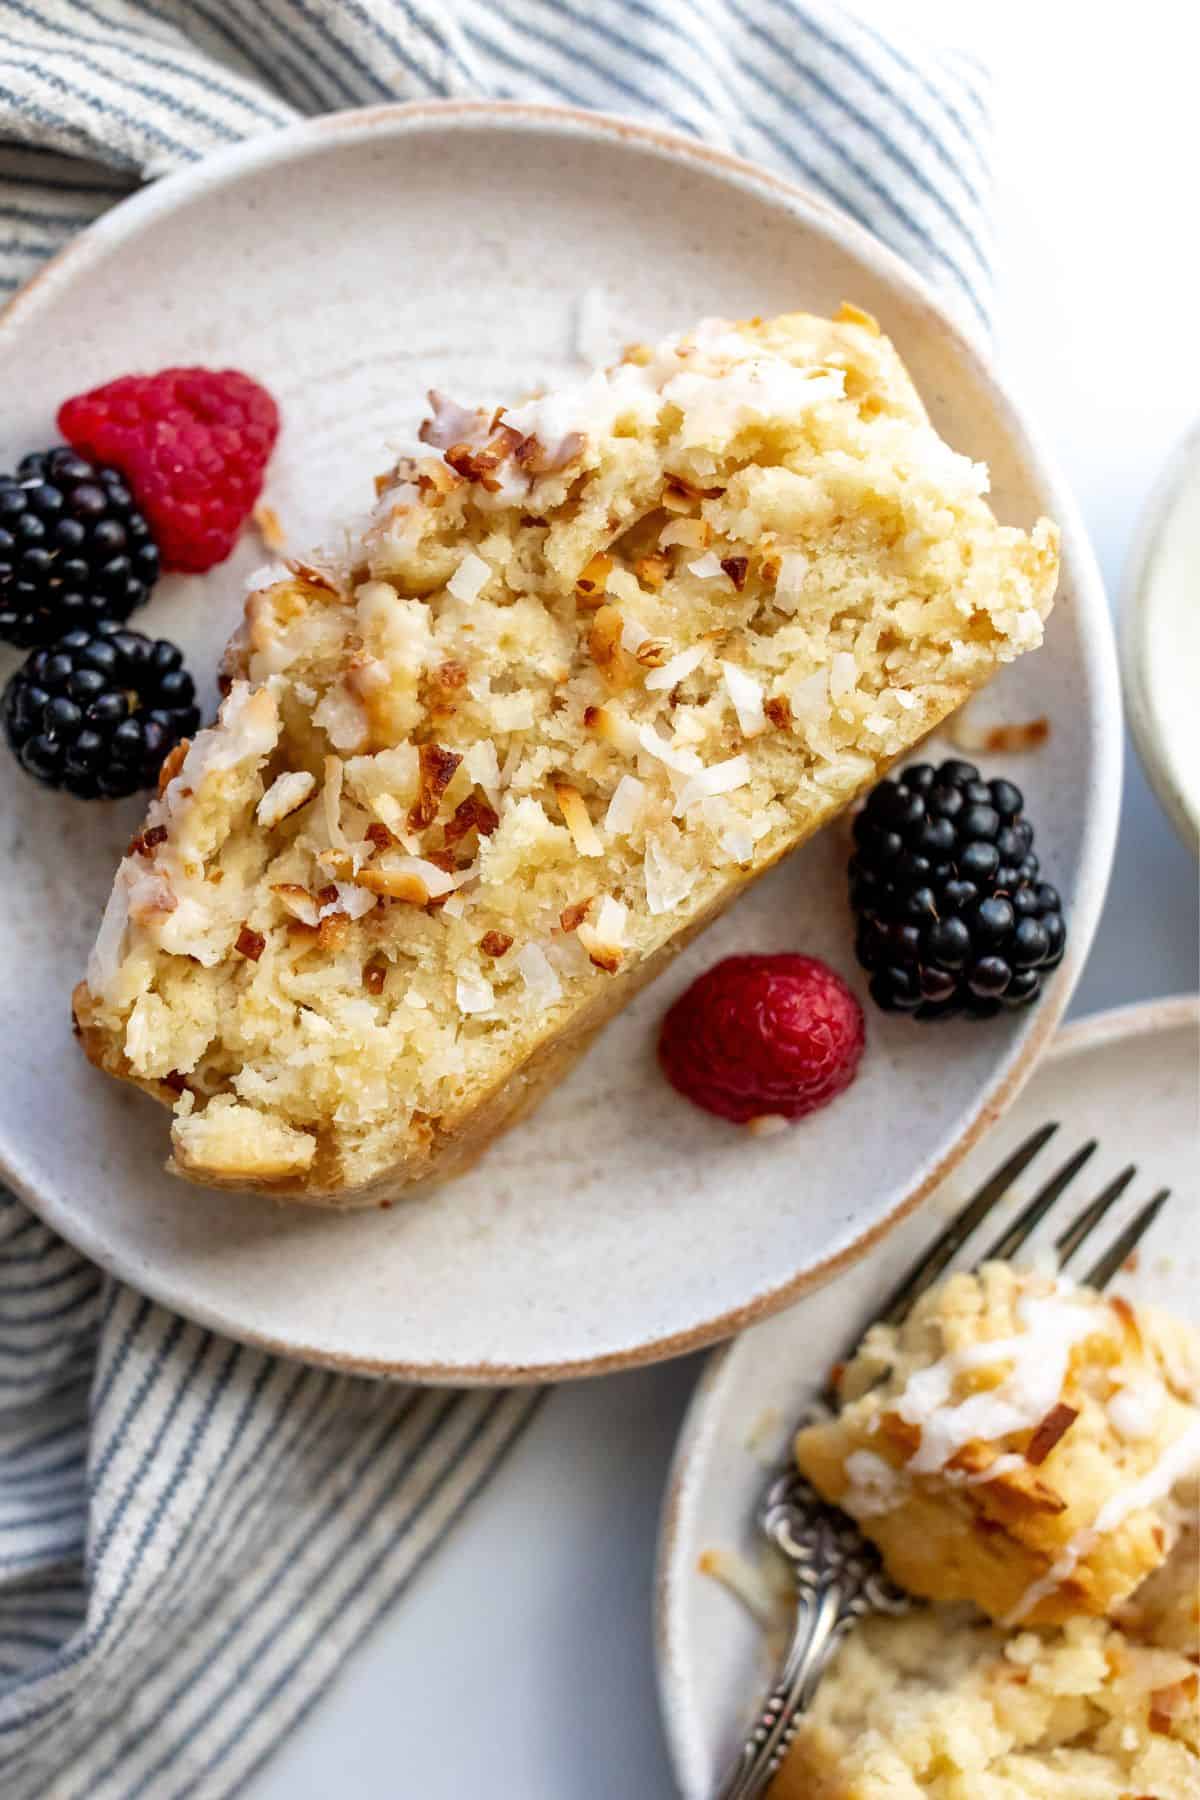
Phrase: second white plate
[{"left": 656, "top": 996, "right": 1200, "bottom": 1798}]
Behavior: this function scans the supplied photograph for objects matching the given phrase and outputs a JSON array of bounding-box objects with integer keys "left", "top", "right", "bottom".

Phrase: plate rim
[
  {"left": 653, "top": 992, "right": 1200, "bottom": 1793},
  {"left": 0, "top": 99, "right": 1123, "bottom": 1383},
  {"left": 1120, "top": 416, "right": 1200, "bottom": 857}
]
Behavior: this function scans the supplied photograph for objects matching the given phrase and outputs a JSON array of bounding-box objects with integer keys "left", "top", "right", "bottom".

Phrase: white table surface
[{"left": 249, "top": 8, "right": 1199, "bottom": 1796}]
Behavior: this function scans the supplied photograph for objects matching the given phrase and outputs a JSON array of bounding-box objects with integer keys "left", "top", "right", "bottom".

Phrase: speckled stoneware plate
[
  {"left": 655, "top": 996, "right": 1199, "bottom": 1796},
  {"left": 1122, "top": 420, "right": 1200, "bottom": 855},
  {"left": 0, "top": 104, "right": 1119, "bottom": 1382}
]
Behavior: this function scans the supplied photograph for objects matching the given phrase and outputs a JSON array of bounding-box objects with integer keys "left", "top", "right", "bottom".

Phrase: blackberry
[
  {"left": 3, "top": 622, "right": 200, "bottom": 799},
  {"left": 850, "top": 759, "right": 1067, "bottom": 1021},
  {"left": 0, "top": 446, "right": 160, "bottom": 647}
]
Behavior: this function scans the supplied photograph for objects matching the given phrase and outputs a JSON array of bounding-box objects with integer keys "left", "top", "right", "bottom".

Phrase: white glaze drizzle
[
  {"left": 894, "top": 1283, "right": 1099, "bottom": 1475},
  {"left": 1004, "top": 1414, "right": 1200, "bottom": 1624}
]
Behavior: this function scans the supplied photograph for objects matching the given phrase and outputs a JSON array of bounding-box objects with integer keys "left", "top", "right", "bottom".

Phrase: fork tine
[
  {"left": 873, "top": 1122, "right": 1059, "bottom": 1329},
  {"left": 1054, "top": 1166, "right": 1138, "bottom": 1268},
  {"left": 1083, "top": 1190, "right": 1171, "bottom": 1290},
  {"left": 975, "top": 1139, "right": 1098, "bottom": 1266}
]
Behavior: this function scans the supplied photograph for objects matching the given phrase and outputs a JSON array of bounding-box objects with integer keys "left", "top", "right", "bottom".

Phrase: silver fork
[{"left": 715, "top": 1122, "right": 1172, "bottom": 1800}]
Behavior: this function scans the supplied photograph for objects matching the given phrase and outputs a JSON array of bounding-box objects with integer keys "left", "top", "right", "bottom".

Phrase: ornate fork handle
[{"left": 714, "top": 1471, "right": 909, "bottom": 1800}]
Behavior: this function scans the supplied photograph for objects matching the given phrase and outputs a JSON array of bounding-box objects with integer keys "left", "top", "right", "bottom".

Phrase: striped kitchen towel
[{"left": 0, "top": 5, "right": 991, "bottom": 1797}]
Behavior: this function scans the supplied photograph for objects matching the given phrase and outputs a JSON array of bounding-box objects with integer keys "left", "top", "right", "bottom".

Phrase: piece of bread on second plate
[{"left": 73, "top": 306, "right": 1059, "bottom": 1205}]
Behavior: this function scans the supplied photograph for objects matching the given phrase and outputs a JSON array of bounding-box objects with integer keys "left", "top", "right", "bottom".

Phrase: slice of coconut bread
[{"left": 73, "top": 307, "right": 1059, "bottom": 1205}]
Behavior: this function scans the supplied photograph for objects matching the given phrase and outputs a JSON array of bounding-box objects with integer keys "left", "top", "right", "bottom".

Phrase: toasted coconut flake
[
  {"left": 588, "top": 604, "right": 636, "bottom": 691},
  {"left": 620, "top": 612, "right": 653, "bottom": 655},
  {"left": 635, "top": 638, "right": 668, "bottom": 668},
  {"left": 257, "top": 769, "right": 316, "bottom": 829},
  {"left": 322, "top": 756, "right": 347, "bottom": 851},
  {"left": 948, "top": 708, "right": 1052, "bottom": 754},
  {"left": 746, "top": 1113, "right": 789, "bottom": 1138},
  {"left": 272, "top": 884, "right": 320, "bottom": 927},
  {"left": 764, "top": 695, "right": 793, "bottom": 731},
  {"left": 665, "top": 471, "right": 724, "bottom": 501},
  {"left": 514, "top": 430, "right": 586, "bottom": 475},
  {"left": 835, "top": 300, "right": 881, "bottom": 334},
  {"left": 285, "top": 558, "right": 342, "bottom": 596},
  {"left": 1025, "top": 1403, "right": 1079, "bottom": 1466},
  {"left": 444, "top": 791, "right": 500, "bottom": 846},
  {"left": 419, "top": 390, "right": 489, "bottom": 451},
  {"left": 579, "top": 889, "right": 633, "bottom": 964},
  {"left": 1149, "top": 1674, "right": 1198, "bottom": 1733},
  {"left": 559, "top": 898, "right": 592, "bottom": 932},
  {"left": 157, "top": 743, "right": 188, "bottom": 796},
  {"left": 659, "top": 516, "right": 710, "bottom": 550},
  {"left": 577, "top": 895, "right": 626, "bottom": 971},
  {"left": 553, "top": 783, "right": 603, "bottom": 857},
  {"left": 409, "top": 743, "right": 464, "bottom": 831},
  {"left": 574, "top": 552, "right": 612, "bottom": 604},
  {"left": 634, "top": 551, "right": 670, "bottom": 590},
  {"left": 721, "top": 661, "right": 767, "bottom": 737},
  {"left": 252, "top": 502, "right": 285, "bottom": 552},
  {"left": 351, "top": 855, "right": 460, "bottom": 903},
  {"left": 644, "top": 642, "right": 706, "bottom": 693}
]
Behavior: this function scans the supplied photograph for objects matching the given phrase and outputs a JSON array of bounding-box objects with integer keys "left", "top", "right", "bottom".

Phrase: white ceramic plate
[
  {"left": 656, "top": 996, "right": 1200, "bottom": 1796},
  {"left": 0, "top": 104, "right": 1119, "bottom": 1382},
  {"left": 1122, "top": 421, "right": 1200, "bottom": 855}
]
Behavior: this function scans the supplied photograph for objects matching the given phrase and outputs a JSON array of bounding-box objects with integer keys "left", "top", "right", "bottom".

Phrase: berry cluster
[
  {"left": 2, "top": 362, "right": 278, "bottom": 800},
  {"left": 0, "top": 448, "right": 158, "bottom": 649},
  {"left": 850, "top": 759, "right": 1066, "bottom": 1021},
  {"left": 5, "top": 622, "right": 200, "bottom": 800}
]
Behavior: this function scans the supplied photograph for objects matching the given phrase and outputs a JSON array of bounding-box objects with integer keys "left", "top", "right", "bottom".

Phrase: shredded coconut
[
  {"left": 674, "top": 753, "right": 752, "bottom": 815},
  {"left": 721, "top": 661, "right": 767, "bottom": 737},
  {"left": 604, "top": 774, "right": 645, "bottom": 836},
  {"left": 644, "top": 643, "right": 707, "bottom": 693},
  {"left": 456, "top": 968, "right": 495, "bottom": 1015},
  {"left": 687, "top": 551, "right": 724, "bottom": 580},
  {"left": 515, "top": 942, "right": 562, "bottom": 1006},
  {"left": 447, "top": 550, "right": 490, "bottom": 603}
]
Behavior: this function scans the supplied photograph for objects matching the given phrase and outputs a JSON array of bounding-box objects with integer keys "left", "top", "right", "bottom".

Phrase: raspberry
[
  {"left": 58, "top": 367, "right": 279, "bottom": 574},
  {"left": 658, "top": 953, "right": 865, "bottom": 1127}
]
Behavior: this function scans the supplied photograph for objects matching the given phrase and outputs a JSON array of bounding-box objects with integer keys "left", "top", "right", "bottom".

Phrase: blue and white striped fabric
[{"left": 0, "top": 5, "right": 991, "bottom": 1796}]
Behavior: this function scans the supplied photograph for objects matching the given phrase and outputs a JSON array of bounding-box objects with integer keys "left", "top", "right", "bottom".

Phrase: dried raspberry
[
  {"left": 658, "top": 953, "right": 865, "bottom": 1127},
  {"left": 58, "top": 368, "right": 279, "bottom": 573}
]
